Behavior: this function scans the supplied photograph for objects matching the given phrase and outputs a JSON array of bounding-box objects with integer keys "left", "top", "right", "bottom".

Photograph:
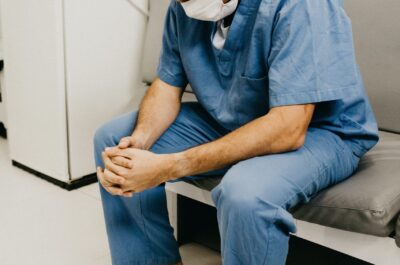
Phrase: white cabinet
[
  {"left": 0, "top": 71, "right": 6, "bottom": 133},
  {"left": 0, "top": 2, "right": 5, "bottom": 129},
  {"left": 0, "top": 0, "right": 148, "bottom": 188},
  {"left": 0, "top": 69, "right": 5, "bottom": 129}
]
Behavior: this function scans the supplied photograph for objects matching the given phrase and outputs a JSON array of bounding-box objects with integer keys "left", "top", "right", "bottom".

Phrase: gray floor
[{"left": 0, "top": 136, "right": 221, "bottom": 265}]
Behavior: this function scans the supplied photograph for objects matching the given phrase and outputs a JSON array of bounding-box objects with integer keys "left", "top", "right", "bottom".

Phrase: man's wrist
[
  {"left": 131, "top": 130, "right": 152, "bottom": 150},
  {"left": 163, "top": 152, "right": 190, "bottom": 181}
]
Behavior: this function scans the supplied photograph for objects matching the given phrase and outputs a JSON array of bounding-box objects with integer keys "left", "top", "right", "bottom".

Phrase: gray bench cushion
[{"left": 184, "top": 131, "right": 400, "bottom": 237}]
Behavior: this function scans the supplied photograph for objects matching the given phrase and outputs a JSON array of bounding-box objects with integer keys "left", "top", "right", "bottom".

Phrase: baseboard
[{"left": 12, "top": 160, "right": 97, "bottom": 191}]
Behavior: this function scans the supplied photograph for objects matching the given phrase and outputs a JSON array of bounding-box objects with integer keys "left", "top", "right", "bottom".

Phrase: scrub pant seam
[
  {"left": 260, "top": 167, "right": 328, "bottom": 265},
  {"left": 113, "top": 256, "right": 182, "bottom": 265},
  {"left": 303, "top": 143, "right": 330, "bottom": 173},
  {"left": 221, "top": 208, "right": 232, "bottom": 261},
  {"left": 137, "top": 192, "right": 157, "bottom": 261},
  {"left": 261, "top": 207, "right": 277, "bottom": 265},
  {"left": 298, "top": 165, "right": 330, "bottom": 206},
  {"left": 281, "top": 163, "right": 328, "bottom": 211}
]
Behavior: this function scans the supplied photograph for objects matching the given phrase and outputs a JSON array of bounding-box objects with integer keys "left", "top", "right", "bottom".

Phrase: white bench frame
[{"left": 165, "top": 182, "right": 400, "bottom": 265}]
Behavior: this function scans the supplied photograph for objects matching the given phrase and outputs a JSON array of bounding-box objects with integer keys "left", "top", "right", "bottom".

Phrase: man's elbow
[
  {"left": 293, "top": 134, "right": 306, "bottom": 150},
  {"left": 289, "top": 131, "right": 307, "bottom": 151},
  {"left": 268, "top": 104, "right": 314, "bottom": 152}
]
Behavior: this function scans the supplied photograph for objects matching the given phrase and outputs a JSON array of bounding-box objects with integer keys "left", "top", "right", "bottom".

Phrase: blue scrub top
[{"left": 157, "top": 0, "right": 379, "bottom": 157}]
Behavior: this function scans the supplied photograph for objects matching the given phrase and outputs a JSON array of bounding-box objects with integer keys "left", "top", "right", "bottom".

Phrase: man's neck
[{"left": 223, "top": 0, "right": 240, "bottom": 27}]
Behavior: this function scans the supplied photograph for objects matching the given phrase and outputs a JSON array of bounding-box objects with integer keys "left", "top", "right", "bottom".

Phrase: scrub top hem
[
  {"left": 269, "top": 85, "right": 359, "bottom": 108},
  {"left": 157, "top": 68, "right": 188, "bottom": 89}
]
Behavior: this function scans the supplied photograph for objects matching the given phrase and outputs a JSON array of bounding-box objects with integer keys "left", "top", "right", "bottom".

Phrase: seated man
[{"left": 93, "top": 0, "right": 379, "bottom": 264}]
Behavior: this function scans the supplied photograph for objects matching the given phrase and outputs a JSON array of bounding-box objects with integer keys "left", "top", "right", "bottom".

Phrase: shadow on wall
[{"left": 0, "top": 122, "right": 6, "bottom": 138}]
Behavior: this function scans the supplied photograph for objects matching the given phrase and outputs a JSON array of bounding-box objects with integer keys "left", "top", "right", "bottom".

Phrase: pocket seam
[{"left": 240, "top": 74, "right": 268, "bottom": 81}]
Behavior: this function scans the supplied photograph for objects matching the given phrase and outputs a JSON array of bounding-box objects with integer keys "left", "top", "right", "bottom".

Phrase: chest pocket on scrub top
[{"left": 234, "top": 74, "right": 269, "bottom": 126}]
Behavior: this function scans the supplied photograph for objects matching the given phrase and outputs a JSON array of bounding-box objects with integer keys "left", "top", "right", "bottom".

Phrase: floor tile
[
  {"left": 0, "top": 138, "right": 110, "bottom": 265},
  {"left": 79, "top": 182, "right": 102, "bottom": 201},
  {"left": 180, "top": 243, "right": 221, "bottom": 265},
  {"left": 0, "top": 187, "right": 109, "bottom": 265}
]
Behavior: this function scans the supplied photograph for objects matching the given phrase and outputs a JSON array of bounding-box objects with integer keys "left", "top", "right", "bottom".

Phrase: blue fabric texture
[
  {"left": 95, "top": 0, "right": 380, "bottom": 264},
  {"left": 94, "top": 103, "right": 360, "bottom": 265},
  {"left": 157, "top": 0, "right": 379, "bottom": 157}
]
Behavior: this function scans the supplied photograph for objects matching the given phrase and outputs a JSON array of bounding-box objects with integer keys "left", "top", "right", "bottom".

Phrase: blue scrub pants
[{"left": 93, "top": 102, "right": 359, "bottom": 265}]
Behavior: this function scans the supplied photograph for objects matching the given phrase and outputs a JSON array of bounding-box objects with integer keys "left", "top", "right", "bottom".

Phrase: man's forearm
[
  {"left": 132, "top": 78, "right": 183, "bottom": 149},
  {"left": 171, "top": 104, "right": 315, "bottom": 179}
]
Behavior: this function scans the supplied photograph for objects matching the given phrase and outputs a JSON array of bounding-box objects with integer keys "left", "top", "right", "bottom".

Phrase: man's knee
[
  {"left": 93, "top": 121, "right": 117, "bottom": 150},
  {"left": 213, "top": 163, "right": 297, "bottom": 232},
  {"left": 212, "top": 165, "right": 296, "bottom": 232},
  {"left": 93, "top": 111, "right": 139, "bottom": 150},
  {"left": 212, "top": 164, "right": 265, "bottom": 213}
]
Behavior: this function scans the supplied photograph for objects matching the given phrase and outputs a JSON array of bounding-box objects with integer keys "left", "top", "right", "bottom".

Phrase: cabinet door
[
  {"left": 1, "top": 0, "right": 69, "bottom": 181},
  {"left": 0, "top": 73, "right": 6, "bottom": 126},
  {"left": 63, "top": 0, "right": 148, "bottom": 180}
]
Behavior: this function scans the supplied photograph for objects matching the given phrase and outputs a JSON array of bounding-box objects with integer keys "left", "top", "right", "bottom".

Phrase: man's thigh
[
  {"left": 94, "top": 102, "right": 229, "bottom": 157},
  {"left": 149, "top": 102, "right": 229, "bottom": 154},
  {"left": 212, "top": 127, "right": 360, "bottom": 211}
]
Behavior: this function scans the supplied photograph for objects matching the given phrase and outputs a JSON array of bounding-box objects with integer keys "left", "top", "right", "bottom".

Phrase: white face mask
[{"left": 181, "top": 0, "right": 239, "bottom": 22}]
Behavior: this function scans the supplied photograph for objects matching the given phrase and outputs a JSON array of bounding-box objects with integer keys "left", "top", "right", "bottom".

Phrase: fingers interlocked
[
  {"left": 98, "top": 150, "right": 135, "bottom": 197},
  {"left": 97, "top": 167, "right": 124, "bottom": 196}
]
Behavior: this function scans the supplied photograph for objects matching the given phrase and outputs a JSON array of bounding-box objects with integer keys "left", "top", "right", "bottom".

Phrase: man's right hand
[{"left": 118, "top": 135, "right": 147, "bottom": 150}]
